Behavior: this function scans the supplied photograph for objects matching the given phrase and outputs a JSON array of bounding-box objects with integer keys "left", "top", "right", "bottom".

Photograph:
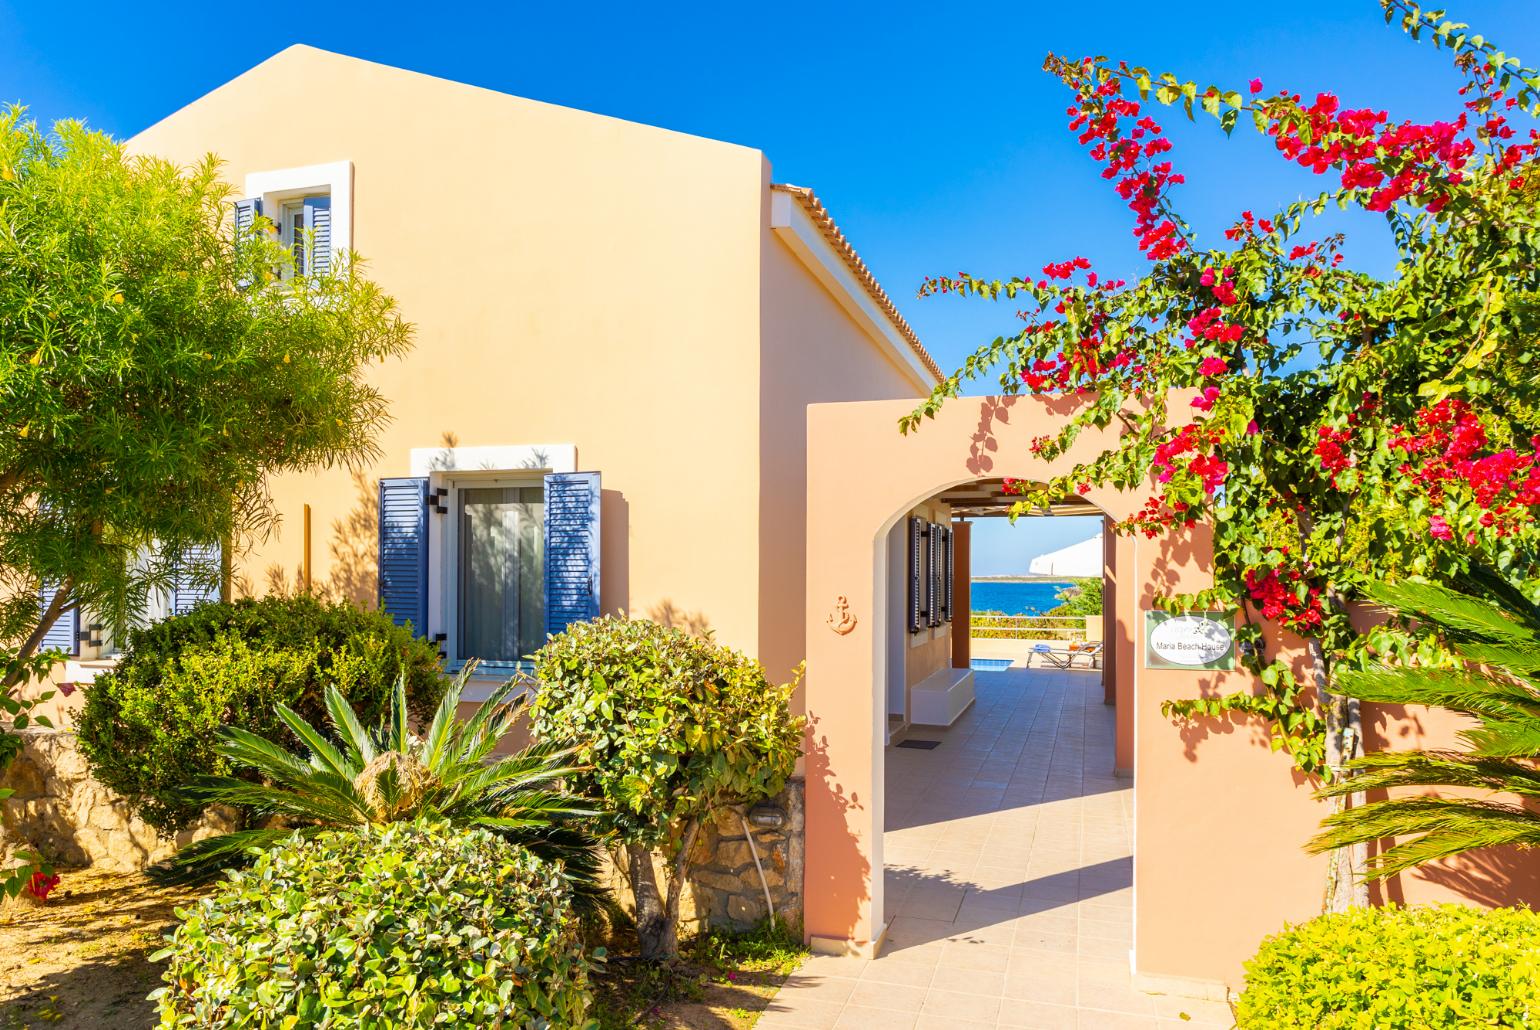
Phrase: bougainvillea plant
[{"left": 904, "top": 2, "right": 1540, "bottom": 910}]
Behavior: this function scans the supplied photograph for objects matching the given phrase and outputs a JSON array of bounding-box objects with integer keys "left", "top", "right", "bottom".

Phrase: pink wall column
[{"left": 951, "top": 522, "right": 972, "bottom": 669}]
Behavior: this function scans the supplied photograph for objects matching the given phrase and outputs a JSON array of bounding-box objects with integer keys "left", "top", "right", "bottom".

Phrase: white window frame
[
  {"left": 440, "top": 472, "right": 546, "bottom": 675},
  {"left": 244, "top": 160, "right": 353, "bottom": 274},
  {"left": 412, "top": 444, "right": 577, "bottom": 697}
]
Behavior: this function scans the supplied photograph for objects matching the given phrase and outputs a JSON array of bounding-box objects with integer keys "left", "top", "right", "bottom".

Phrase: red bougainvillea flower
[
  {"left": 26, "top": 871, "right": 60, "bottom": 902},
  {"left": 1191, "top": 386, "right": 1221, "bottom": 411},
  {"left": 1197, "top": 356, "right": 1228, "bottom": 377},
  {"left": 1249, "top": 78, "right": 1263, "bottom": 94}
]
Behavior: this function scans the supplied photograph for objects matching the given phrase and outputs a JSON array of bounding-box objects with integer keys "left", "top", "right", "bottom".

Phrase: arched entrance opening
[
  {"left": 801, "top": 396, "right": 1147, "bottom": 964},
  {"left": 856, "top": 476, "right": 1130, "bottom": 968}
]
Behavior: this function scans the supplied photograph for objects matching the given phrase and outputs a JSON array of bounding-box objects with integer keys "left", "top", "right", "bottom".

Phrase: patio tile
[
  {"left": 996, "top": 1001, "right": 1081, "bottom": 1028},
  {"left": 833, "top": 1006, "right": 919, "bottom": 1029},
  {"left": 757, "top": 998, "right": 846, "bottom": 1028},
  {"left": 845, "top": 980, "right": 928, "bottom": 1013},
  {"left": 768, "top": 668, "right": 1154, "bottom": 1030},
  {"left": 928, "top": 965, "right": 1006, "bottom": 996},
  {"left": 921, "top": 987, "right": 1002, "bottom": 1024}
]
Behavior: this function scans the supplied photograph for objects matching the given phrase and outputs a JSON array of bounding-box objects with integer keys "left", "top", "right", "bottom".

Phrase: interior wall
[{"left": 885, "top": 521, "right": 907, "bottom": 718}]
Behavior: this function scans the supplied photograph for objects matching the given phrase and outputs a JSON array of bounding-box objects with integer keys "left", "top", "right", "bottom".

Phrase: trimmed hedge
[
  {"left": 1239, "top": 903, "right": 1540, "bottom": 1028},
  {"left": 153, "top": 823, "right": 596, "bottom": 1028},
  {"left": 77, "top": 596, "right": 443, "bottom": 832}
]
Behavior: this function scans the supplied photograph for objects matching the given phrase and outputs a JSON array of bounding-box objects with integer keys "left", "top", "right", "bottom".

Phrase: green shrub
[
  {"left": 530, "top": 616, "right": 802, "bottom": 960},
  {"left": 1239, "top": 903, "right": 1540, "bottom": 1029},
  {"left": 77, "top": 595, "right": 443, "bottom": 832},
  {"left": 153, "top": 822, "right": 596, "bottom": 1028}
]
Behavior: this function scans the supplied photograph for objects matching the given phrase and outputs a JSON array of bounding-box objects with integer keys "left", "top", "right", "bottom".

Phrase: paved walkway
[{"left": 761, "top": 666, "right": 1235, "bottom": 1029}]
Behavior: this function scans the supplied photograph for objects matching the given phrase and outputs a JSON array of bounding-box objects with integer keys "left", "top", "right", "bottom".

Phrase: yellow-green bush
[
  {"left": 153, "top": 823, "right": 596, "bottom": 1028},
  {"left": 1239, "top": 904, "right": 1540, "bottom": 1028},
  {"left": 77, "top": 596, "right": 443, "bottom": 832}
]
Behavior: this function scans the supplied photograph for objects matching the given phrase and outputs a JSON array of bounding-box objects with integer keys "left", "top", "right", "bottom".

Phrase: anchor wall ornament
[{"left": 826, "top": 595, "right": 857, "bottom": 635}]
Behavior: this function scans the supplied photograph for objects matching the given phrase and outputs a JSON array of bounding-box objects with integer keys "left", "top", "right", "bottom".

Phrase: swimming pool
[{"left": 970, "top": 658, "right": 1013, "bottom": 671}]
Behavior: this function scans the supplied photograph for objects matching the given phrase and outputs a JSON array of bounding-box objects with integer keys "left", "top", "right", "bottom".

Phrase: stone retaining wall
[
  {"left": 0, "top": 730, "right": 232, "bottom": 872},
  {"left": 604, "top": 778, "right": 805, "bottom": 934}
]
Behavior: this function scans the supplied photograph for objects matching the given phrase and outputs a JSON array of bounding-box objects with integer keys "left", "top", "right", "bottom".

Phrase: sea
[{"left": 970, "top": 580, "right": 1073, "bottom": 616}]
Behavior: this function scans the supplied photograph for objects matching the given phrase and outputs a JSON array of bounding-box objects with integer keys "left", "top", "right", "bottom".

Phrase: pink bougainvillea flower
[
  {"left": 1249, "top": 78, "right": 1264, "bottom": 94},
  {"left": 1198, "top": 357, "right": 1228, "bottom": 377},
  {"left": 1428, "top": 515, "right": 1454, "bottom": 540},
  {"left": 1191, "top": 386, "right": 1221, "bottom": 411}
]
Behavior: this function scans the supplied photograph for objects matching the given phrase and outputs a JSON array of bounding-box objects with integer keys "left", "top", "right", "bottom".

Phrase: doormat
[{"left": 896, "top": 739, "right": 941, "bottom": 750}]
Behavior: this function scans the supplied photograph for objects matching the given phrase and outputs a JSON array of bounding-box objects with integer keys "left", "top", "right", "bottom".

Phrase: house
[{"left": 45, "top": 44, "right": 963, "bottom": 714}]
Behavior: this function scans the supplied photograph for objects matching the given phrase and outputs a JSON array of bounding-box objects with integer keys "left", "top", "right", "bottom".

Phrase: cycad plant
[
  {"left": 1309, "top": 568, "right": 1540, "bottom": 877},
  {"left": 169, "top": 666, "right": 608, "bottom": 911}
]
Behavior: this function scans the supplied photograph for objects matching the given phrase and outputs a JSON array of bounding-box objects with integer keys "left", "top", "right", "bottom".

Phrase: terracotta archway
[{"left": 801, "top": 393, "right": 1332, "bottom": 993}]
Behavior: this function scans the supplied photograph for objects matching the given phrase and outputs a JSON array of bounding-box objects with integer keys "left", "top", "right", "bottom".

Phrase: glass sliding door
[{"left": 457, "top": 485, "right": 545, "bottom": 668}]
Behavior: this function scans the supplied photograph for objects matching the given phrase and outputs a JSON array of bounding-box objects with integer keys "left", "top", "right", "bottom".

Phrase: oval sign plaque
[{"left": 1146, "top": 613, "right": 1234, "bottom": 669}]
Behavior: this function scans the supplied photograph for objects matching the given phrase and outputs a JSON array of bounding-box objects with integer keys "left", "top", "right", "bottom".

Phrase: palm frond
[
  {"left": 273, "top": 702, "right": 352, "bottom": 777},
  {"left": 1450, "top": 564, "right": 1540, "bottom": 629},
  {"left": 1332, "top": 666, "right": 1537, "bottom": 723},
  {"left": 1367, "top": 578, "right": 1537, "bottom": 645},
  {"left": 157, "top": 827, "right": 319, "bottom": 885},
  {"left": 1318, "top": 750, "right": 1540, "bottom": 800},
  {"left": 1461, "top": 718, "right": 1540, "bottom": 760},
  {"left": 215, "top": 726, "right": 322, "bottom": 783},
  {"left": 388, "top": 671, "right": 410, "bottom": 753},
  {"left": 1307, "top": 796, "right": 1540, "bottom": 878},
  {"left": 419, "top": 672, "right": 463, "bottom": 772},
  {"left": 324, "top": 685, "right": 377, "bottom": 767}
]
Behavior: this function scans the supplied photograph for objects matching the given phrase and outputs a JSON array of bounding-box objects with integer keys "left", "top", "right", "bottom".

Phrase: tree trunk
[
  {"left": 626, "top": 841, "right": 673, "bottom": 962},
  {"left": 3, "top": 578, "right": 72, "bottom": 690},
  {"left": 1311, "top": 637, "right": 1369, "bottom": 912},
  {"left": 625, "top": 818, "right": 703, "bottom": 963}
]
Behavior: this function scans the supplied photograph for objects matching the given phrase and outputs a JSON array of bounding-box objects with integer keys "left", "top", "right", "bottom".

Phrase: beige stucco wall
[
  {"left": 756, "top": 183, "right": 929, "bottom": 688},
  {"left": 118, "top": 46, "right": 926, "bottom": 675}
]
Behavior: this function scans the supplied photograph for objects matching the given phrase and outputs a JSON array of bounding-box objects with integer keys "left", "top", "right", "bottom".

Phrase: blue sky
[{"left": 5, "top": 0, "right": 1538, "bottom": 575}]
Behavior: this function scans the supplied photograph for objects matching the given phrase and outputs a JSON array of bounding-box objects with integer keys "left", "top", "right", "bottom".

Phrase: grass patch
[{"left": 592, "top": 920, "right": 808, "bottom": 1029}]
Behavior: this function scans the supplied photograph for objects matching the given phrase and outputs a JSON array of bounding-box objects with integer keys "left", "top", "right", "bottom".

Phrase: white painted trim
[
  {"left": 410, "top": 444, "right": 576, "bottom": 477},
  {"left": 244, "top": 160, "right": 353, "bottom": 268},
  {"left": 1130, "top": 970, "right": 1235, "bottom": 1003},
  {"left": 769, "top": 190, "right": 934, "bottom": 392}
]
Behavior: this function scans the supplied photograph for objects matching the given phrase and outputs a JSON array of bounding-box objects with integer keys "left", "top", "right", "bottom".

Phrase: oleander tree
[
  {"left": 904, "top": 2, "right": 1540, "bottom": 910},
  {"left": 0, "top": 108, "right": 413, "bottom": 688}
]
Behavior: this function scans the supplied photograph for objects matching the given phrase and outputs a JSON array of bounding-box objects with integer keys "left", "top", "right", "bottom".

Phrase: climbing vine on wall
[{"left": 905, "top": 3, "right": 1540, "bottom": 908}]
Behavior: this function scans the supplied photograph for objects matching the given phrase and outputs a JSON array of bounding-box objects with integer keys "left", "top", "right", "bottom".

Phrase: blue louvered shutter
[
  {"left": 38, "top": 584, "right": 79, "bottom": 656},
  {"left": 379, "top": 477, "right": 429, "bottom": 635},
  {"left": 303, "top": 196, "right": 332, "bottom": 276},
  {"left": 544, "top": 472, "right": 601, "bottom": 639},
  {"left": 234, "top": 197, "right": 262, "bottom": 238},
  {"left": 234, "top": 197, "right": 262, "bottom": 289},
  {"left": 908, "top": 517, "right": 924, "bottom": 634},
  {"left": 171, "top": 542, "right": 222, "bottom": 615}
]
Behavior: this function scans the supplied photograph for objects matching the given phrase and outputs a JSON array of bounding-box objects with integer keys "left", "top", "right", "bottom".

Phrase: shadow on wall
[
  {"left": 647, "top": 600, "right": 712, "bottom": 638},
  {"left": 801, "top": 711, "right": 868, "bottom": 943},
  {"left": 252, "top": 471, "right": 380, "bottom": 607},
  {"left": 601, "top": 489, "right": 629, "bottom": 617},
  {"left": 1393, "top": 844, "right": 1540, "bottom": 909}
]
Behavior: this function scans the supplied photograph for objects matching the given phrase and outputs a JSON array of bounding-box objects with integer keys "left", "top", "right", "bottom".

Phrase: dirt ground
[
  {"left": 0, "top": 869, "right": 800, "bottom": 1030},
  {"left": 0, "top": 868, "right": 202, "bottom": 1030}
]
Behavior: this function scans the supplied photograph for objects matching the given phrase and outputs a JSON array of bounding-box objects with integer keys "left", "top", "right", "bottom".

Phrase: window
[
  {"left": 908, "top": 517, "right": 954, "bottom": 634},
  {"left": 279, "top": 200, "right": 308, "bottom": 276},
  {"left": 454, "top": 482, "right": 545, "bottom": 669}
]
